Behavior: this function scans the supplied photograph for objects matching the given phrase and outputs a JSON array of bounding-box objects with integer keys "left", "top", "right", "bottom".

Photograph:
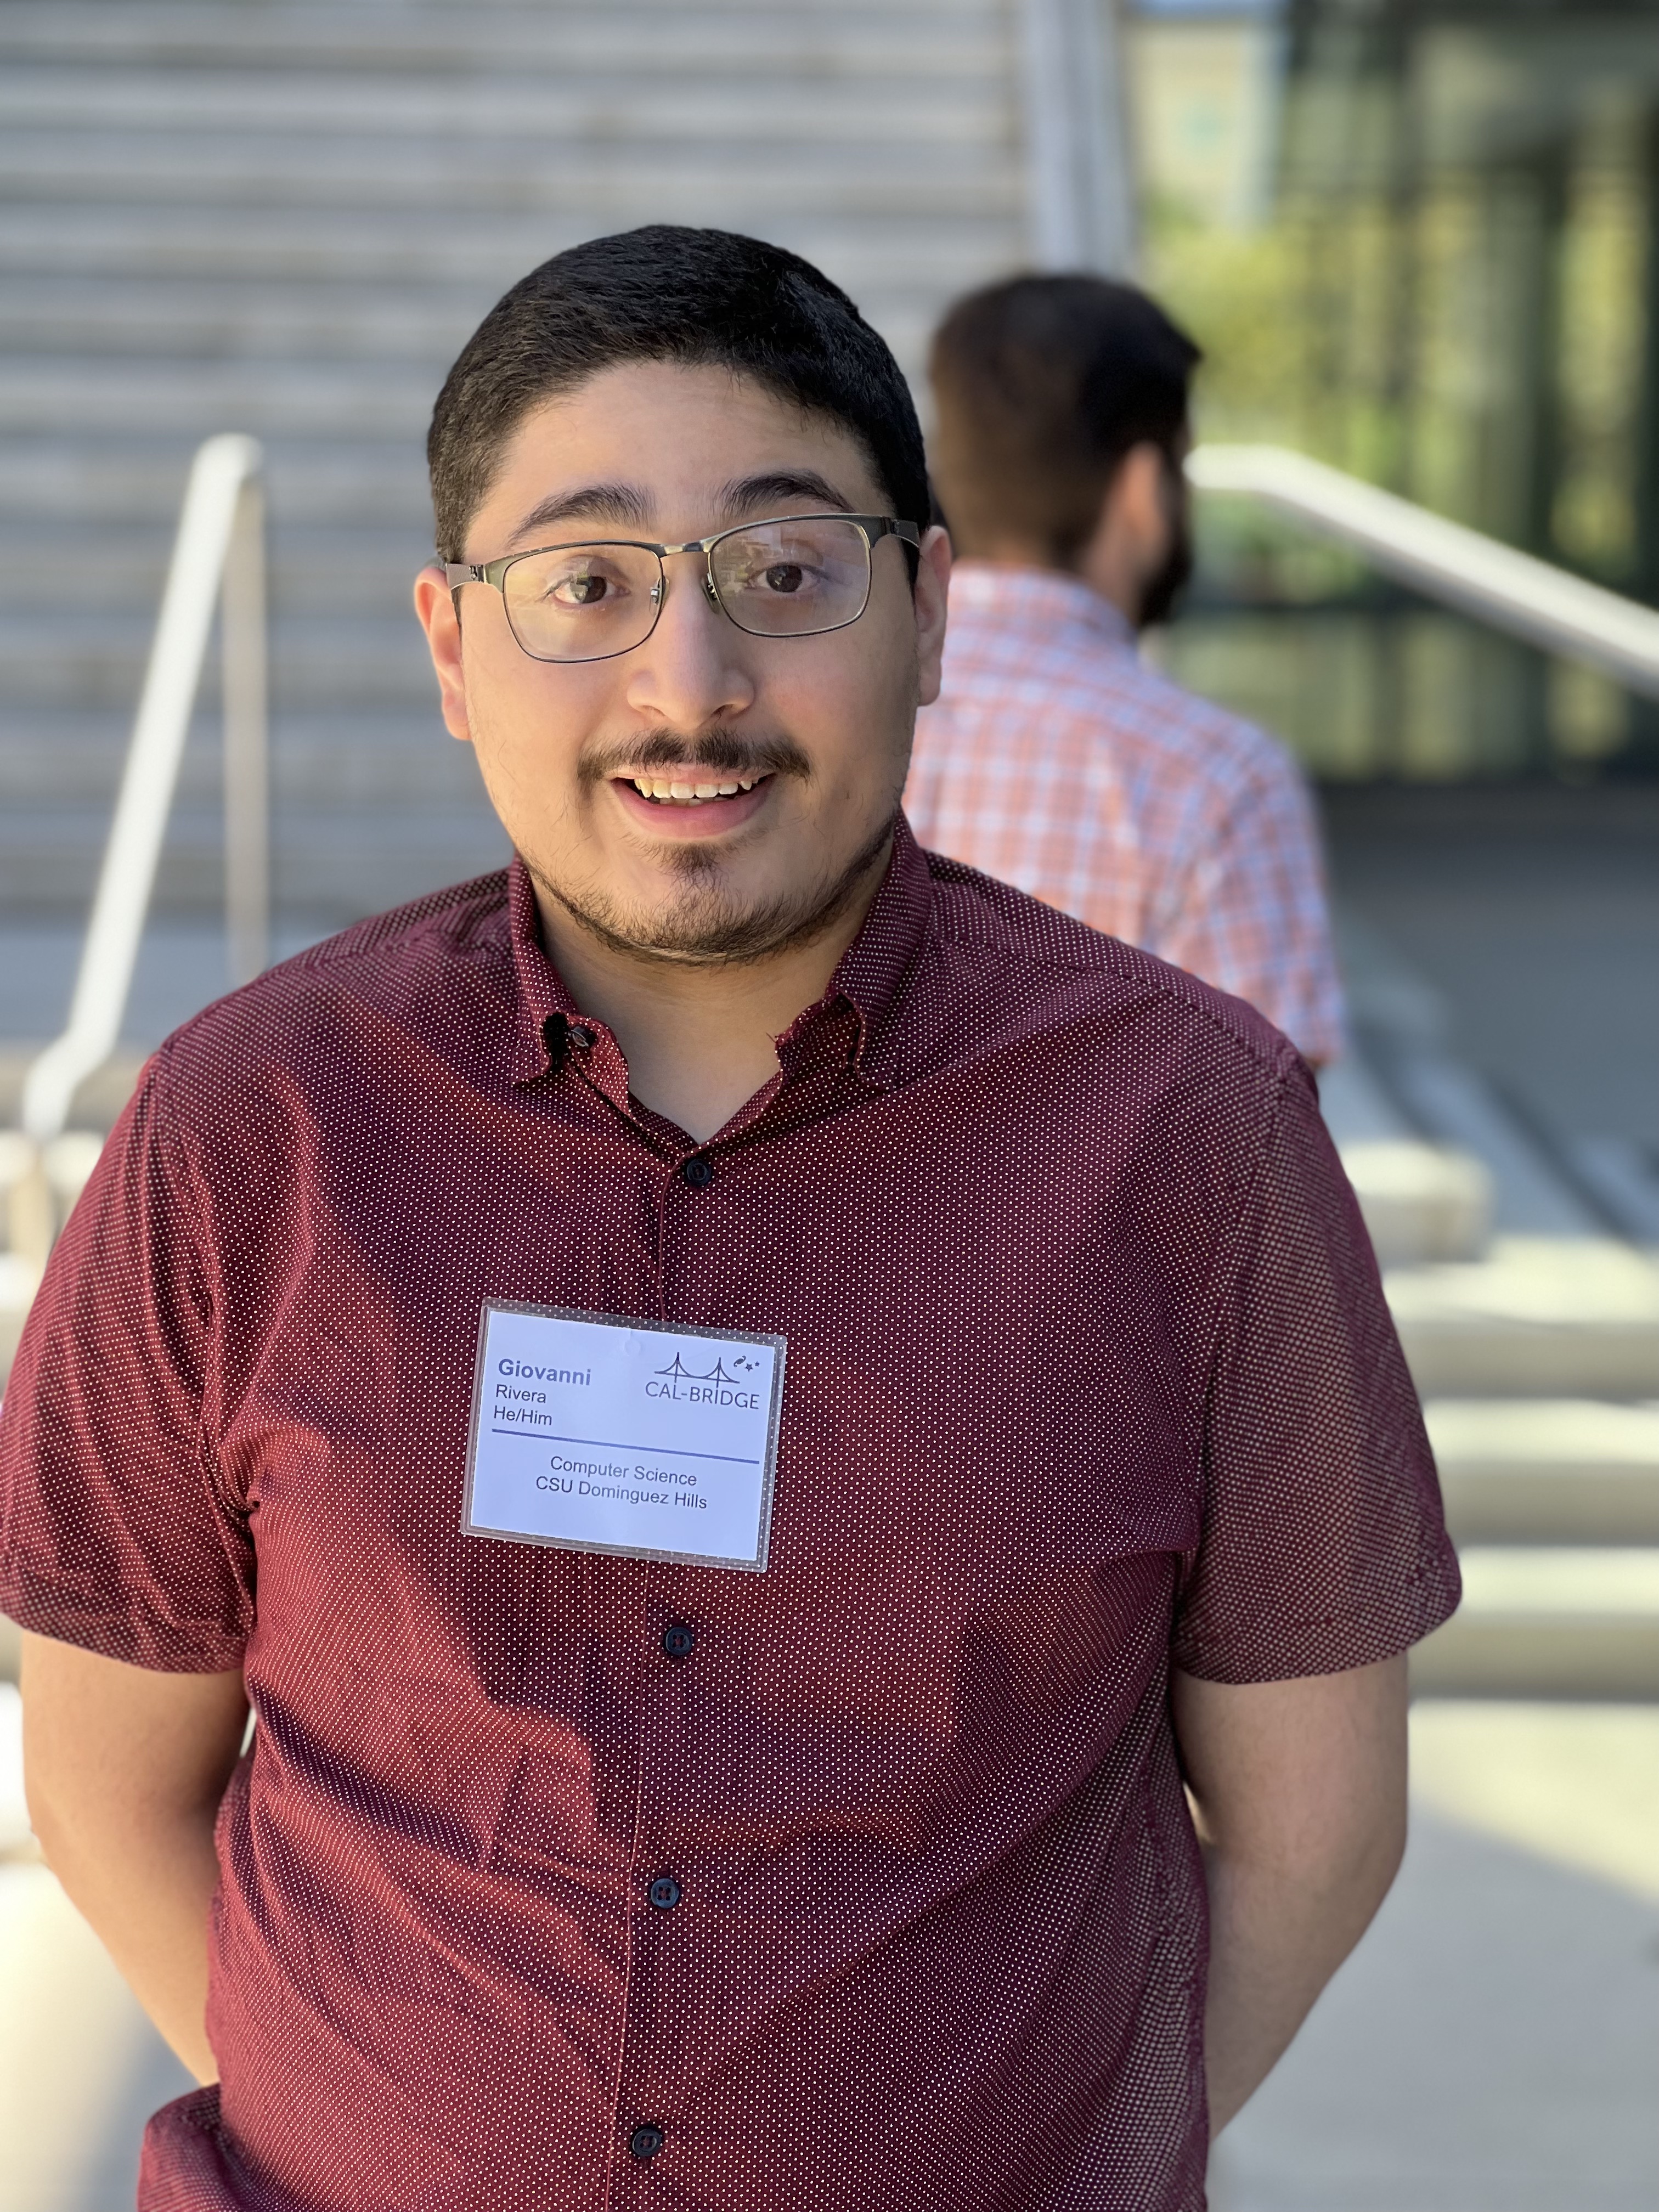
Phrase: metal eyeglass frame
[{"left": 444, "top": 512, "right": 922, "bottom": 663}]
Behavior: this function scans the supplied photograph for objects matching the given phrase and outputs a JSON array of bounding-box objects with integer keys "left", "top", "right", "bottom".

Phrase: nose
[{"left": 624, "top": 549, "right": 755, "bottom": 729}]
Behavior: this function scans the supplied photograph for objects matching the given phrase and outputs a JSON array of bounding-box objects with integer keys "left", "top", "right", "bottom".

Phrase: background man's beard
[
  {"left": 1137, "top": 514, "right": 1194, "bottom": 631},
  {"left": 531, "top": 805, "right": 900, "bottom": 968}
]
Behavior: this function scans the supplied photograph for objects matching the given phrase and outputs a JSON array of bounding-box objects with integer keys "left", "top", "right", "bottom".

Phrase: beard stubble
[{"left": 528, "top": 724, "right": 900, "bottom": 967}]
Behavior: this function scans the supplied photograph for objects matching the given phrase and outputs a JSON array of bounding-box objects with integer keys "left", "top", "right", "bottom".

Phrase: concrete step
[
  {"left": 1427, "top": 1398, "right": 1659, "bottom": 1544},
  {"left": 0, "top": 207, "right": 1018, "bottom": 291},
  {"left": 0, "top": 360, "right": 441, "bottom": 441},
  {"left": 0, "top": 611, "right": 435, "bottom": 708},
  {"left": 0, "top": 697, "right": 506, "bottom": 916},
  {"left": 0, "top": 1, "right": 1009, "bottom": 73},
  {"left": 0, "top": 521, "right": 436, "bottom": 618},
  {"left": 0, "top": 708, "right": 478, "bottom": 805},
  {"left": 0, "top": 277, "right": 497, "bottom": 363},
  {"left": 1340, "top": 1140, "right": 1493, "bottom": 1268},
  {"left": 0, "top": 438, "right": 433, "bottom": 527},
  {"left": 1387, "top": 1239, "right": 1659, "bottom": 1400},
  {"left": 1410, "top": 1547, "right": 1659, "bottom": 1701},
  {"left": 0, "top": 807, "right": 504, "bottom": 920},
  {"left": 0, "top": 240, "right": 1018, "bottom": 354},
  {"left": 0, "top": 132, "right": 1018, "bottom": 210},
  {"left": 0, "top": 59, "right": 1011, "bottom": 134},
  {"left": 0, "top": 310, "right": 973, "bottom": 436}
]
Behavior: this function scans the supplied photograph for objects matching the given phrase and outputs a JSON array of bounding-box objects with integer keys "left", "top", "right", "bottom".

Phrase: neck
[
  {"left": 960, "top": 543, "right": 1140, "bottom": 629},
  {"left": 532, "top": 841, "right": 891, "bottom": 1144}
]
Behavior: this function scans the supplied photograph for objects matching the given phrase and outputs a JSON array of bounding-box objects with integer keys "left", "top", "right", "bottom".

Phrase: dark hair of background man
[
  {"left": 929, "top": 275, "right": 1203, "bottom": 567},
  {"left": 428, "top": 224, "right": 930, "bottom": 566}
]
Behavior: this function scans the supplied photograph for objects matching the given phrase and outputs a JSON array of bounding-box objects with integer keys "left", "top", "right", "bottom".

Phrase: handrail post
[
  {"left": 223, "top": 472, "right": 269, "bottom": 988},
  {"left": 18, "top": 432, "right": 266, "bottom": 1155}
]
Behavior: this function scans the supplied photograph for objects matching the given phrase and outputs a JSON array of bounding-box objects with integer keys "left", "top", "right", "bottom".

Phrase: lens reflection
[{"left": 710, "top": 520, "right": 871, "bottom": 637}]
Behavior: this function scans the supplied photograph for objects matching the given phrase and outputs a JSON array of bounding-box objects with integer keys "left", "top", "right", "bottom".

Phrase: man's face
[{"left": 415, "top": 361, "right": 950, "bottom": 966}]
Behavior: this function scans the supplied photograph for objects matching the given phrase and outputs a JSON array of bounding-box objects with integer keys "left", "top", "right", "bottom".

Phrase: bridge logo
[
  {"left": 654, "top": 1351, "right": 762, "bottom": 1386},
  {"left": 646, "top": 1347, "right": 765, "bottom": 1408}
]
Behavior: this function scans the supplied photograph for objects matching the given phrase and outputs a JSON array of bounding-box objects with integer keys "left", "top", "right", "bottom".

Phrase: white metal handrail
[
  {"left": 19, "top": 433, "right": 268, "bottom": 1145},
  {"left": 1187, "top": 443, "right": 1659, "bottom": 701}
]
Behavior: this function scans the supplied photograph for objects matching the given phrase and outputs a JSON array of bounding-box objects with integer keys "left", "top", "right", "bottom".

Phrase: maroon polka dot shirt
[{"left": 0, "top": 822, "right": 1458, "bottom": 2212}]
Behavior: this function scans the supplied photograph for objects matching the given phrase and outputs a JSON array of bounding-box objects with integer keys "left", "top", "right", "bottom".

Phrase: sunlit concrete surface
[
  {"left": 1428, "top": 1400, "right": 1659, "bottom": 1544},
  {"left": 0, "top": 1863, "right": 189, "bottom": 2212},
  {"left": 1428, "top": 1398, "right": 1659, "bottom": 1479},
  {"left": 1386, "top": 1238, "right": 1659, "bottom": 1398},
  {"left": 1410, "top": 1545, "right": 1659, "bottom": 1701},
  {"left": 0, "top": 1686, "right": 190, "bottom": 2212},
  {"left": 1410, "top": 1702, "right": 1659, "bottom": 1902},
  {"left": 1454, "top": 1548, "right": 1659, "bottom": 1614},
  {"left": 1212, "top": 1705, "right": 1659, "bottom": 2212}
]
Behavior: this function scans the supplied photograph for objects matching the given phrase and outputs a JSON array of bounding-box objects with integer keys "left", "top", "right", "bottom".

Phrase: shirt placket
[
  {"left": 551, "top": 991, "right": 870, "bottom": 2201},
  {"left": 606, "top": 1137, "right": 724, "bottom": 2202}
]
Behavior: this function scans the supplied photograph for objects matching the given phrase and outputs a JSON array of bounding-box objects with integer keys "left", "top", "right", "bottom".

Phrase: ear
[
  {"left": 1105, "top": 443, "right": 1170, "bottom": 552},
  {"left": 413, "top": 565, "right": 474, "bottom": 743},
  {"left": 913, "top": 524, "right": 952, "bottom": 708}
]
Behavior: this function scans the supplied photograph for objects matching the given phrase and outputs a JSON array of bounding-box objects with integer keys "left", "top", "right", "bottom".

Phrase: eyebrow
[
  {"left": 509, "top": 481, "right": 653, "bottom": 544},
  {"left": 506, "top": 467, "right": 865, "bottom": 549},
  {"left": 713, "top": 470, "right": 860, "bottom": 521}
]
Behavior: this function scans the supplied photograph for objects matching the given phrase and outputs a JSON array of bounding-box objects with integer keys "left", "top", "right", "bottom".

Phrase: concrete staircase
[
  {"left": 1323, "top": 927, "right": 1659, "bottom": 1703},
  {"left": 0, "top": 0, "right": 1031, "bottom": 928}
]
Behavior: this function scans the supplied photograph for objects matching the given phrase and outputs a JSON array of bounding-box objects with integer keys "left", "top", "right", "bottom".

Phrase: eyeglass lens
[{"left": 500, "top": 517, "right": 874, "bottom": 663}]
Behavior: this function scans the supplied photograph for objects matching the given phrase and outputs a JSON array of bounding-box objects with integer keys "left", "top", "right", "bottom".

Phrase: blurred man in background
[{"left": 908, "top": 274, "right": 1345, "bottom": 1064}]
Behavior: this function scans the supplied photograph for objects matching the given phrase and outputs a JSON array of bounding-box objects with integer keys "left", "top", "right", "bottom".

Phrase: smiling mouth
[{"left": 621, "top": 771, "right": 771, "bottom": 808}]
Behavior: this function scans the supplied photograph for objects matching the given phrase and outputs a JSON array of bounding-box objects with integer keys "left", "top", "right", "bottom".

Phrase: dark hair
[
  {"left": 928, "top": 274, "right": 1201, "bottom": 565},
  {"left": 427, "top": 225, "right": 929, "bottom": 562}
]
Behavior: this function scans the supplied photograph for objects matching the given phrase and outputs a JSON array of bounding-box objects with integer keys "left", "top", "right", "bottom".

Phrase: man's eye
[
  {"left": 550, "top": 571, "right": 614, "bottom": 607},
  {"left": 729, "top": 557, "right": 818, "bottom": 595}
]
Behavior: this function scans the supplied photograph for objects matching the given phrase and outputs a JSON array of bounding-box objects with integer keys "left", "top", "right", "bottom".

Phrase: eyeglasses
[{"left": 445, "top": 512, "right": 921, "bottom": 665}]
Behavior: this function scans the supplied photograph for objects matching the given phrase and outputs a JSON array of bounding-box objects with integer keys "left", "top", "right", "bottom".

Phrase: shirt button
[
  {"left": 568, "top": 1024, "right": 595, "bottom": 1050},
  {"left": 660, "top": 1621, "right": 696, "bottom": 1662},
  {"left": 647, "top": 1874, "right": 682, "bottom": 1911},
  {"left": 680, "top": 1153, "right": 714, "bottom": 1188},
  {"left": 629, "top": 2123, "right": 665, "bottom": 2163}
]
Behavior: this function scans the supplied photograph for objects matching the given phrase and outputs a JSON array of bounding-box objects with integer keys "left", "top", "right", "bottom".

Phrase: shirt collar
[
  {"left": 782, "top": 812, "right": 933, "bottom": 1095},
  {"left": 505, "top": 817, "right": 934, "bottom": 1105},
  {"left": 946, "top": 560, "right": 1136, "bottom": 651},
  {"left": 506, "top": 855, "right": 586, "bottom": 1087}
]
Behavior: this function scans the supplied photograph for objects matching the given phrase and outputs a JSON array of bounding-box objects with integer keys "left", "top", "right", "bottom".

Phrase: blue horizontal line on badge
[{"left": 489, "top": 1427, "right": 759, "bottom": 1465}]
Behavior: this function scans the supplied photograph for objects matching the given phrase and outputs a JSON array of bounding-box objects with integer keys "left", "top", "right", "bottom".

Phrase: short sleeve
[
  {"left": 1172, "top": 1060, "right": 1459, "bottom": 1681},
  {"left": 0, "top": 1053, "right": 253, "bottom": 1672},
  {"left": 1151, "top": 748, "right": 1347, "bottom": 1066}
]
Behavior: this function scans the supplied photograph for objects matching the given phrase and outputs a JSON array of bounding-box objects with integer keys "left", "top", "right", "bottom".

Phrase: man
[
  {"left": 908, "top": 273, "right": 1345, "bottom": 1064},
  {"left": 4, "top": 228, "right": 1454, "bottom": 2212}
]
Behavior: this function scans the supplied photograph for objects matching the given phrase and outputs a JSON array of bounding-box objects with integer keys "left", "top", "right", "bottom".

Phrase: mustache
[{"left": 579, "top": 727, "right": 812, "bottom": 789}]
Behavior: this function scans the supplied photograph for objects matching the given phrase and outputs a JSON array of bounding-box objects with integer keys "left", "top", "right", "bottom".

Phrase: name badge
[{"left": 464, "top": 1300, "right": 787, "bottom": 1572}]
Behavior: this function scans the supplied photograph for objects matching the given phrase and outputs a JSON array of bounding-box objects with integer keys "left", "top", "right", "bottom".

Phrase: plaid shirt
[{"left": 907, "top": 563, "right": 1346, "bottom": 1062}]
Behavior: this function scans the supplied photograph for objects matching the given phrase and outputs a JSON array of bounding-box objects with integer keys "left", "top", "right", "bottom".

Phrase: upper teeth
[{"left": 629, "top": 774, "right": 758, "bottom": 803}]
